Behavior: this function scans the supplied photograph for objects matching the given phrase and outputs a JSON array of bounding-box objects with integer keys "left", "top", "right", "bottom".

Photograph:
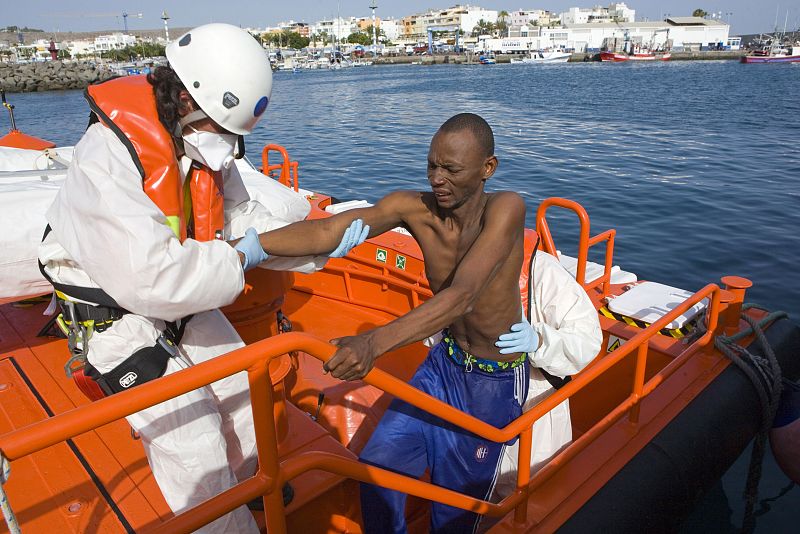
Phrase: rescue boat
[{"left": 0, "top": 97, "right": 798, "bottom": 533}]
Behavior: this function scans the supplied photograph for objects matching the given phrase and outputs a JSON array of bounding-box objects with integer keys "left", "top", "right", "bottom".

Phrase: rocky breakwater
[{"left": 0, "top": 61, "right": 115, "bottom": 93}]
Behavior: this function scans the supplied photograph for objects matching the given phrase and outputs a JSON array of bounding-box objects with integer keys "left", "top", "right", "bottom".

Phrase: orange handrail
[
  {"left": 261, "top": 144, "right": 299, "bottom": 191},
  {"left": 536, "top": 198, "right": 616, "bottom": 296},
  {"left": 0, "top": 285, "right": 724, "bottom": 533}
]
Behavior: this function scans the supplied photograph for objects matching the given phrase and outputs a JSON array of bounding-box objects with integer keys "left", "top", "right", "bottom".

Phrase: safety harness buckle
[{"left": 64, "top": 352, "right": 88, "bottom": 379}]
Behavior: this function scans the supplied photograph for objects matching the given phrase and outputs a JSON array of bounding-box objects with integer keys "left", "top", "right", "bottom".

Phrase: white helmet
[{"left": 166, "top": 23, "right": 272, "bottom": 135}]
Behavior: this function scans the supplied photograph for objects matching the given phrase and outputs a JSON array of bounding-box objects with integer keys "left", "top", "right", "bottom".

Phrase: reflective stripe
[
  {"left": 599, "top": 306, "right": 692, "bottom": 338},
  {"left": 165, "top": 216, "right": 181, "bottom": 239}
]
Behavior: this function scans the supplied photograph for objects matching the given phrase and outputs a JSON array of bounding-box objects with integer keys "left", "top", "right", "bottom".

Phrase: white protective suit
[
  {"left": 488, "top": 249, "right": 602, "bottom": 505},
  {"left": 39, "top": 123, "right": 325, "bottom": 533}
]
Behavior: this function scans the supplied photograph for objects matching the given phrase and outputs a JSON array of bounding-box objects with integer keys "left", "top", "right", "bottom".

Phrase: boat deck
[
  {"left": 0, "top": 299, "right": 170, "bottom": 531},
  {"left": 0, "top": 297, "right": 366, "bottom": 533}
]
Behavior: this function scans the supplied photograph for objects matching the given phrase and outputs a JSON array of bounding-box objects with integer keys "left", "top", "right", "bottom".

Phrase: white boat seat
[{"left": 607, "top": 281, "right": 707, "bottom": 330}]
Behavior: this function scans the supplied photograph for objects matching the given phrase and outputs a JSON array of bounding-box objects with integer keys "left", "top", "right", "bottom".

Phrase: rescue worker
[{"left": 38, "top": 24, "right": 366, "bottom": 533}]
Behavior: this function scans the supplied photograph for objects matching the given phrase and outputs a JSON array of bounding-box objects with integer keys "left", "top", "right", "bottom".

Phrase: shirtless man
[{"left": 251, "top": 113, "right": 530, "bottom": 531}]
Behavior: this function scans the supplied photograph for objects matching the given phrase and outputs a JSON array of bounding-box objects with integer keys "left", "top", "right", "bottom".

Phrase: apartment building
[
  {"left": 401, "top": 5, "right": 498, "bottom": 41},
  {"left": 561, "top": 3, "right": 636, "bottom": 25}
]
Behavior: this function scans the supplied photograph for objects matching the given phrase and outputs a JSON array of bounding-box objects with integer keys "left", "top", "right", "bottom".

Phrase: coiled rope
[
  {"left": 0, "top": 453, "right": 21, "bottom": 534},
  {"left": 714, "top": 304, "right": 787, "bottom": 534}
]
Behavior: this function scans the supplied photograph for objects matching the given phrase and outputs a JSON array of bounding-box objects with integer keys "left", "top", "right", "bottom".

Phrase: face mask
[{"left": 182, "top": 126, "right": 238, "bottom": 171}]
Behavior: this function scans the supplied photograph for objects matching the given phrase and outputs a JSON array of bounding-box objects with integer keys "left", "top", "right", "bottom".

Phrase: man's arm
[
  {"left": 326, "top": 192, "right": 526, "bottom": 381},
  {"left": 255, "top": 191, "right": 414, "bottom": 256},
  {"left": 224, "top": 160, "right": 328, "bottom": 273}
]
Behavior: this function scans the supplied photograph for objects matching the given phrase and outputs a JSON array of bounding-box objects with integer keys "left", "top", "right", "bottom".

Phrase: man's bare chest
[{"left": 415, "top": 228, "right": 482, "bottom": 292}]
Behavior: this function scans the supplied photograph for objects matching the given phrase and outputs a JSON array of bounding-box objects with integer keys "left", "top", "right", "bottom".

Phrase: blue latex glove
[
  {"left": 328, "top": 218, "right": 370, "bottom": 258},
  {"left": 495, "top": 317, "right": 539, "bottom": 355},
  {"left": 234, "top": 227, "right": 269, "bottom": 272}
]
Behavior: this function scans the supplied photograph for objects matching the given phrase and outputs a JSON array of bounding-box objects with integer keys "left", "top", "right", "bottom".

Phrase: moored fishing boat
[
  {"left": 0, "top": 94, "right": 798, "bottom": 533},
  {"left": 521, "top": 51, "right": 572, "bottom": 64},
  {"left": 599, "top": 51, "right": 671, "bottom": 62},
  {"left": 741, "top": 45, "right": 800, "bottom": 63}
]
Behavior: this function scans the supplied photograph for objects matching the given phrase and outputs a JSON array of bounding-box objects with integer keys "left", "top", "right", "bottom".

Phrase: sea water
[{"left": 2, "top": 59, "right": 797, "bottom": 530}]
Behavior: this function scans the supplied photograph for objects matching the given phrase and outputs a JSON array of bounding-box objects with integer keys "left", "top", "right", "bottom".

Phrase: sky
[{"left": 3, "top": 1, "right": 798, "bottom": 36}]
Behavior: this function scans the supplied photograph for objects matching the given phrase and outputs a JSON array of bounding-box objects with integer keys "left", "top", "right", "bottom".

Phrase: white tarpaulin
[{"left": 0, "top": 146, "right": 313, "bottom": 303}]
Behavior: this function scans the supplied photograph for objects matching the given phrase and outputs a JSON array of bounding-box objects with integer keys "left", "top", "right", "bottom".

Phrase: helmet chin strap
[{"left": 178, "top": 109, "right": 208, "bottom": 130}]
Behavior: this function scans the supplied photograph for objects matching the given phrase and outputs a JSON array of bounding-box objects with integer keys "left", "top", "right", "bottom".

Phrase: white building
[
  {"left": 561, "top": 3, "right": 636, "bottom": 25},
  {"left": 478, "top": 18, "right": 729, "bottom": 53},
  {"left": 67, "top": 39, "right": 96, "bottom": 58},
  {"left": 312, "top": 17, "right": 358, "bottom": 41},
  {"left": 508, "top": 9, "right": 564, "bottom": 38},
  {"left": 401, "top": 5, "right": 498, "bottom": 42},
  {"left": 508, "top": 9, "right": 557, "bottom": 28},
  {"left": 457, "top": 6, "right": 499, "bottom": 34},
  {"left": 12, "top": 39, "right": 60, "bottom": 61},
  {"left": 94, "top": 33, "right": 136, "bottom": 52},
  {"left": 564, "top": 17, "right": 728, "bottom": 51},
  {"left": 380, "top": 18, "right": 402, "bottom": 42}
]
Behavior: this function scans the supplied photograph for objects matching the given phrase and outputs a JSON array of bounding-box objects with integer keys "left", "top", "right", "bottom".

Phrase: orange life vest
[
  {"left": 85, "top": 75, "right": 225, "bottom": 242},
  {"left": 519, "top": 228, "right": 541, "bottom": 318}
]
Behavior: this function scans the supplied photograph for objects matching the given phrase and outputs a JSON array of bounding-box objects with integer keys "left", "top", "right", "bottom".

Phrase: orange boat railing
[
  {"left": 261, "top": 144, "right": 300, "bottom": 191},
  {"left": 536, "top": 197, "right": 616, "bottom": 297},
  {"left": 0, "top": 280, "right": 728, "bottom": 533}
]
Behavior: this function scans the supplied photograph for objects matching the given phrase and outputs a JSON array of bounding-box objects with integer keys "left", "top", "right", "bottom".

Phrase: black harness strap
[{"left": 39, "top": 225, "right": 127, "bottom": 310}]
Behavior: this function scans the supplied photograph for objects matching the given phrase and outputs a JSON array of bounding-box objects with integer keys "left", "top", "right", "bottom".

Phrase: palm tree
[
  {"left": 497, "top": 11, "right": 510, "bottom": 37},
  {"left": 692, "top": 9, "right": 708, "bottom": 18},
  {"left": 471, "top": 19, "right": 495, "bottom": 37}
]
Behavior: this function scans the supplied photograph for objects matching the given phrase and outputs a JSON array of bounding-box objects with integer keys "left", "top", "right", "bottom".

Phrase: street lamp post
[
  {"left": 725, "top": 12, "right": 733, "bottom": 26},
  {"left": 369, "top": 2, "right": 378, "bottom": 56},
  {"left": 161, "top": 11, "right": 171, "bottom": 44}
]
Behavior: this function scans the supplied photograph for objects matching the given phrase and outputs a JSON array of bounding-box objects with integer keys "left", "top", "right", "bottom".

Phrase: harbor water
[{"left": 2, "top": 59, "right": 798, "bottom": 530}]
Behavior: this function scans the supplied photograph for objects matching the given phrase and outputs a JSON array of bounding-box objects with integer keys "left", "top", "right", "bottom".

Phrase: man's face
[{"left": 427, "top": 129, "right": 495, "bottom": 210}]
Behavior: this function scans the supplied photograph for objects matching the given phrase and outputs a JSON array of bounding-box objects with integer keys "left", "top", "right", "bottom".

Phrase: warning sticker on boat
[
  {"left": 607, "top": 335, "right": 626, "bottom": 353},
  {"left": 376, "top": 248, "right": 388, "bottom": 263},
  {"left": 396, "top": 254, "right": 406, "bottom": 270}
]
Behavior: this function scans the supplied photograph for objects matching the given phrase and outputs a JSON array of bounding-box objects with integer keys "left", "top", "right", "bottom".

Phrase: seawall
[
  {"left": 1, "top": 51, "right": 747, "bottom": 93},
  {"left": 373, "top": 50, "right": 744, "bottom": 65},
  {"left": 0, "top": 61, "right": 115, "bottom": 93}
]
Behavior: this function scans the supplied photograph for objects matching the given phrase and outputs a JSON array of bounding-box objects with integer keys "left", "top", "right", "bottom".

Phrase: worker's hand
[
  {"left": 324, "top": 334, "right": 378, "bottom": 381},
  {"left": 234, "top": 227, "right": 269, "bottom": 272},
  {"left": 328, "top": 218, "right": 370, "bottom": 258},
  {"left": 495, "top": 317, "right": 539, "bottom": 355}
]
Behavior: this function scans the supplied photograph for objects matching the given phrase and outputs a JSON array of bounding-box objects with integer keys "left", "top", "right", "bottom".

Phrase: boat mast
[
  {"left": 783, "top": 9, "right": 789, "bottom": 37},
  {"left": 336, "top": 0, "right": 340, "bottom": 59},
  {"left": 774, "top": 5, "right": 780, "bottom": 34},
  {"left": 1, "top": 90, "right": 17, "bottom": 132}
]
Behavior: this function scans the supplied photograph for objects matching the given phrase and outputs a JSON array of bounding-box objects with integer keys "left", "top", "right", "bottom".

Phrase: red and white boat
[
  {"left": 741, "top": 45, "right": 800, "bottom": 63},
  {"left": 600, "top": 51, "right": 671, "bottom": 62}
]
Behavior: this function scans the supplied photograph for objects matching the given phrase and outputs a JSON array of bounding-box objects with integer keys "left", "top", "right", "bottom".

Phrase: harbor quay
[
  {"left": 371, "top": 49, "right": 744, "bottom": 65},
  {"left": 0, "top": 49, "right": 745, "bottom": 93}
]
